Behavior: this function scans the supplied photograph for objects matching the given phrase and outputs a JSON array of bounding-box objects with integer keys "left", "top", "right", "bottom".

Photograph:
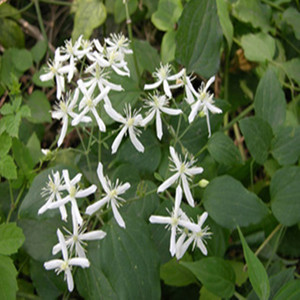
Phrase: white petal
[
  {"left": 206, "top": 111, "right": 212, "bottom": 138},
  {"left": 144, "top": 80, "right": 162, "bottom": 90},
  {"left": 155, "top": 110, "right": 163, "bottom": 140},
  {"left": 128, "top": 127, "right": 144, "bottom": 153},
  {"left": 96, "top": 163, "right": 110, "bottom": 193},
  {"left": 40, "top": 72, "right": 53, "bottom": 82},
  {"left": 52, "top": 243, "right": 61, "bottom": 255},
  {"left": 174, "top": 185, "right": 183, "bottom": 211},
  {"left": 188, "top": 101, "right": 201, "bottom": 123},
  {"left": 81, "top": 230, "right": 106, "bottom": 241},
  {"left": 178, "top": 220, "right": 200, "bottom": 232},
  {"left": 85, "top": 195, "right": 110, "bottom": 215},
  {"left": 187, "top": 167, "right": 204, "bottom": 175},
  {"left": 169, "top": 146, "right": 181, "bottom": 169},
  {"left": 116, "top": 182, "right": 131, "bottom": 195},
  {"left": 167, "top": 68, "right": 186, "bottom": 81},
  {"left": 71, "top": 199, "right": 83, "bottom": 225},
  {"left": 91, "top": 107, "right": 106, "bottom": 132},
  {"left": 204, "top": 76, "right": 215, "bottom": 92},
  {"left": 59, "top": 205, "right": 68, "bottom": 222},
  {"left": 182, "top": 175, "right": 195, "bottom": 207},
  {"left": 66, "top": 269, "right": 74, "bottom": 292},
  {"left": 198, "top": 212, "right": 208, "bottom": 228},
  {"left": 111, "top": 65, "right": 129, "bottom": 77},
  {"left": 170, "top": 226, "right": 177, "bottom": 256},
  {"left": 157, "top": 172, "right": 180, "bottom": 193},
  {"left": 57, "top": 229, "right": 68, "bottom": 261},
  {"left": 111, "top": 126, "right": 127, "bottom": 154},
  {"left": 163, "top": 80, "right": 172, "bottom": 98},
  {"left": 177, "top": 236, "right": 193, "bottom": 259},
  {"left": 104, "top": 104, "right": 126, "bottom": 123},
  {"left": 160, "top": 107, "right": 182, "bottom": 116},
  {"left": 140, "top": 110, "right": 155, "bottom": 127},
  {"left": 57, "top": 116, "right": 68, "bottom": 147},
  {"left": 44, "top": 259, "right": 63, "bottom": 270},
  {"left": 69, "top": 257, "right": 90, "bottom": 268},
  {"left": 76, "top": 184, "right": 97, "bottom": 198},
  {"left": 197, "top": 238, "right": 208, "bottom": 255},
  {"left": 75, "top": 243, "right": 86, "bottom": 258},
  {"left": 70, "top": 173, "right": 82, "bottom": 186},
  {"left": 206, "top": 102, "right": 222, "bottom": 114},
  {"left": 149, "top": 215, "right": 172, "bottom": 224},
  {"left": 112, "top": 201, "right": 126, "bottom": 228}
]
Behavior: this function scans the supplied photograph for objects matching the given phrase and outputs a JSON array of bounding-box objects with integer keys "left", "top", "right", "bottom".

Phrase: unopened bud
[
  {"left": 199, "top": 179, "right": 209, "bottom": 188},
  {"left": 198, "top": 110, "right": 205, "bottom": 118}
]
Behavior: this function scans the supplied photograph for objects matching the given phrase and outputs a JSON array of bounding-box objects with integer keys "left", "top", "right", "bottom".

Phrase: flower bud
[{"left": 199, "top": 179, "right": 209, "bottom": 188}]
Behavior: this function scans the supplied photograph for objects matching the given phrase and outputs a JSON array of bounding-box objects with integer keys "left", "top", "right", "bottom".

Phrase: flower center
[
  {"left": 69, "top": 186, "right": 77, "bottom": 198},
  {"left": 61, "top": 260, "right": 69, "bottom": 271},
  {"left": 127, "top": 118, "right": 134, "bottom": 127},
  {"left": 159, "top": 67, "right": 167, "bottom": 80},
  {"left": 49, "top": 180, "right": 57, "bottom": 193},
  {"left": 109, "top": 189, "right": 117, "bottom": 198},
  {"left": 59, "top": 101, "right": 68, "bottom": 113},
  {"left": 179, "top": 163, "right": 186, "bottom": 174},
  {"left": 86, "top": 98, "right": 93, "bottom": 108},
  {"left": 170, "top": 216, "right": 178, "bottom": 227}
]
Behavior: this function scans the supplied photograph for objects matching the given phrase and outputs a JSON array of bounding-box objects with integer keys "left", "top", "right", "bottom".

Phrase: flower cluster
[
  {"left": 149, "top": 147, "right": 211, "bottom": 259},
  {"left": 39, "top": 32, "right": 221, "bottom": 293}
]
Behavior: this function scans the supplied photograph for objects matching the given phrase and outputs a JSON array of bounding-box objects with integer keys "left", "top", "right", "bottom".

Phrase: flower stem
[
  {"left": 6, "top": 184, "right": 26, "bottom": 223},
  {"left": 233, "top": 123, "right": 246, "bottom": 161},
  {"left": 33, "top": 0, "right": 48, "bottom": 42}
]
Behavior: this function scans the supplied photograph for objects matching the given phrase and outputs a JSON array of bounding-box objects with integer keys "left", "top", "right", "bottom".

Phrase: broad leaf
[
  {"left": 114, "top": 0, "right": 137, "bottom": 23},
  {"left": 175, "top": 0, "right": 223, "bottom": 78},
  {"left": 239, "top": 116, "right": 273, "bottom": 164},
  {"left": 273, "top": 280, "right": 300, "bottom": 300},
  {"left": 203, "top": 175, "right": 268, "bottom": 229},
  {"left": 271, "top": 166, "right": 300, "bottom": 226},
  {"left": 11, "top": 48, "right": 33, "bottom": 72},
  {"left": 0, "top": 154, "right": 17, "bottom": 180},
  {"left": 0, "top": 18, "right": 24, "bottom": 48},
  {"left": 281, "top": 58, "right": 300, "bottom": 86},
  {"left": 161, "top": 30, "right": 176, "bottom": 63},
  {"left": 207, "top": 131, "right": 242, "bottom": 166},
  {"left": 181, "top": 257, "right": 236, "bottom": 298},
  {"left": 0, "top": 223, "right": 25, "bottom": 255},
  {"left": 0, "top": 255, "right": 18, "bottom": 300},
  {"left": 0, "top": 133, "right": 12, "bottom": 157},
  {"left": 237, "top": 227, "right": 270, "bottom": 300},
  {"left": 254, "top": 68, "right": 286, "bottom": 130},
  {"left": 31, "top": 40, "right": 47, "bottom": 63},
  {"left": 282, "top": 7, "right": 300, "bottom": 40}
]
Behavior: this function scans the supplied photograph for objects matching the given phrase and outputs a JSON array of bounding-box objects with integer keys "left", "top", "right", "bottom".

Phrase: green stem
[
  {"left": 195, "top": 145, "right": 207, "bottom": 158},
  {"left": 261, "top": 0, "right": 284, "bottom": 11},
  {"left": 223, "top": 47, "right": 230, "bottom": 135},
  {"left": 234, "top": 292, "right": 247, "bottom": 300},
  {"left": 39, "top": 0, "right": 73, "bottom": 5},
  {"left": 250, "top": 158, "right": 254, "bottom": 191},
  {"left": 233, "top": 123, "right": 246, "bottom": 161},
  {"left": 33, "top": 0, "right": 48, "bottom": 42},
  {"left": 6, "top": 184, "right": 26, "bottom": 223},
  {"left": 123, "top": 0, "right": 140, "bottom": 82},
  {"left": 76, "top": 127, "right": 92, "bottom": 175},
  {"left": 223, "top": 103, "right": 254, "bottom": 131}
]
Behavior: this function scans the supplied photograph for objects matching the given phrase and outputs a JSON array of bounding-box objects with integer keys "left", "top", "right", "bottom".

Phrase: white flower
[
  {"left": 52, "top": 89, "right": 91, "bottom": 147},
  {"left": 144, "top": 64, "right": 185, "bottom": 98},
  {"left": 140, "top": 93, "right": 182, "bottom": 140},
  {"left": 176, "top": 212, "right": 212, "bottom": 259},
  {"left": 39, "top": 171, "right": 67, "bottom": 221},
  {"left": 40, "top": 49, "right": 66, "bottom": 99},
  {"left": 188, "top": 75, "right": 222, "bottom": 137},
  {"left": 52, "top": 213, "right": 106, "bottom": 258},
  {"left": 157, "top": 147, "right": 203, "bottom": 207},
  {"left": 44, "top": 229, "right": 90, "bottom": 292},
  {"left": 49, "top": 170, "right": 97, "bottom": 225},
  {"left": 104, "top": 104, "right": 144, "bottom": 154},
  {"left": 85, "top": 162, "right": 130, "bottom": 228},
  {"left": 71, "top": 79, "right": 110, "bottom": 132},
  {"left": 104, "top": 33, "right": 133, "bottom": 55},
  {"left": 149, "top": 186, "right": 200, "bottom": 256}
]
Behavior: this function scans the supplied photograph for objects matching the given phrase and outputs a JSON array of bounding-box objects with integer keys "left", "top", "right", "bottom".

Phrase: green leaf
[
  {"left": 151, "top": 0, "right": 183, "bottom": 31},
  {"left": 0, "top": 133, "right": 12, "bottom": 157},
  {"left": 31, "top": 40, "right": 47, "bottom": 63},
  {"left": 282, "top": 7, "right": 300, "bottom": 40},
  {"left": 271, "top": 126, "right": 300, "bottom": 166},
  {"left": 117, "top": 130, "right": 161, "bottom": 173},
  {"left": 114, "top": 0, "right": 137, "bottom": 23},
  {"left": 203, "top": 175, "right": 268, "bottom": 229},
  {"left": 232, "top": 0, "right": 271, "bottom": 32},
  {"left": 161, "top": 30, "right": 176, "bottom": 63},
  {"left": 181, "top": 257, "right": 236, "bottom": 298},
  {"left": 32, "top": 67, "right": 54, "bottom": 87},
  {"left": 160, "top": 257, "right": 197, "bottom": 287},
  {"left": 0, "top": 3, "right": 21, "bottom": 20},
  {"left": 175, "top": 0, "right": 223, "bottom": 78},
  {"left": 0, "top": 103, "right": 14, "bottom": 115},
  {"left": 271, "top": 166, "right": 300, "bottom": 226},
  {"left": 0, "top": 255, "right": 18, "bottom": 300},
  {"left": 241, "top": 33, "right": 275, "bottom": 62},
  {"left": 228, "top": 261, "right": 248, "bottom": 287},
  {"left": 30, "top": 259, "right": 65, "bottom": 299},
  {"left": 26, "top": 90, "right": 51, "bottom": 123},
  {"left": 0, "top": 18, "right": 24, "bottom": 48},
  {"left": 19, "top": 105, "right": 31, "bottom": 118},
  {"left": 72, "top": 0, "right": 107, "bottom": 40},
  {"left": 18, "top": 217, "right": 65, "bottom": 262},
  {"left": 0, "top": 223, "right": 25, "bottom": 255},
  {"left": 0, "top": 155, "right": 17, "bottom": 179},
  {"left": 76, "top": 215, "right": 161, "bottom": 300},
  {"left": 26, "top": 132, "right": 42, "bottom": 165},
  {"left": 200, "top": 287, "right": 221, "bottom": 300},
  {"left": 2, "top": 114, "right": 21, "bottom": 137},
  {"left": 207, "top": 131, "right": 242, "bottom": 166},
  {"left": 274, "top": 280, "right": 300, "bottom": 300},
  {"left": 237, "top": 227, "right": 270, "bottom": 300},
  {"left": 254, "top": 68, "right": 286, "bottom": 130},
  {"left": 134, "top": 39, "right": 160, "bottom": 74},
  {"left": 239, "top": 117, "right": 273, "bottom": 164},
  {"left": 281, "top": 58, "right": 300, "bottom": 85},
  {"left": 11, "top": 48, "right": 33, "bottom": 72},
  {"left": 216, "top": 0, "right": 233, "bottom": 49}
]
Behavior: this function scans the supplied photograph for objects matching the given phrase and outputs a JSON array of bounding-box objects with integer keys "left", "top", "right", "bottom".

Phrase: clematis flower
[
  {"left": 149, "top": 186, "right": 200, "bottom": 256},
  {"left": 71, "top": 79, "right": 110, "bottom": 132},
  {"left": 49, "top": 170, "right": 97, "bottom": 225},
  {"left": 104, "top": 33, "right": 133, "bottom": 55},
  {"left": 44, "top": 229, "right": 90, "bottom": 292},
  {"left": 144, "top": 64, "right": 185, "bottom": 98},
  {"left": 141, "top": 93, "right": 182, "bottom": 140},
  {"left": 39, "top": 171, "right": 67, "bottom": 221},
  {"left": 52, "top": 213, "right": 106, "bottom": 258},
  {"left": 175, "top": 211, "right": 212, "bottom": 259},
  {"left": 52, "top": 89, "right": 91, "bottom": 147},
  {"left": 157, "top": 147, "right": 203, "bottom": 207},
  {"left": 188, "top": 75, "right": 222, "bottom": 137},
  {"left": 104, "top": 103, "right": 144, "bottom": 154},
  {"left": 85, "top": 162, "right": 130, "bottom": 228}
]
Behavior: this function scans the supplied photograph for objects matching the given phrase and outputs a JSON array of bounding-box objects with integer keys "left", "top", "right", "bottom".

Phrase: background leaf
[
  {"left": 0, "top": 223, "right": 25, "bottom": 255},
  {"left": 0, "top": 255, "right": 18, "bottom": 300}
]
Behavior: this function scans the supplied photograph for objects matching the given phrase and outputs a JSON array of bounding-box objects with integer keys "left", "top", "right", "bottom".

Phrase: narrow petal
[
  {"left": 144, "top": 80, "right": 162, "bottom": 90},
  {"left": 76, "top": 184, "right": 97, "bottom": 198},
  {"left": 187, "top": 167, "right": 204, "bottom": 175},
  {"left": 188, "top": 101, "right": 201, "bottom": 123},
  {"left": 69, "top": 173, "right": 82, "bottom": 186},
  {"left": 160, "top": 107, "right": 182, "bottom": 116},
  {"left": 57, "top": 116, "right": 68, "bottom": 147},
  {"left": 59, "top": 205, "right": 68, "bottom": 222},
  {"left": 178, "top": 236, "right": 194, "bottom": 259},
  {"left": 97, "top": 162, "right": 110, "bottom": 193},
  {"left": 206, "top": 111, "right": 212, "bottom": 138},
  {"left": 112, "top": 126, "right": 127, "bottom": 154},
  {"left": 163, "top": 80, "right": 172, "bottom": 98},
  {"left": 140, "top": 110, "right": 155, "bottom": 127},
  {"left": 111, "top": 201, "right": 125, "bottom": 228},
  {"left": 198, "top": 212, "right": 208, "bottom": 228},
  {"left": 175, "top": 232, "right": 187, "bottom": 260},
  {"left": 169, "top": 146, "right": 181, "bottom": 169},
  {"left": 128, "top": 127, "right": 144, "bottom": 153},
  {"left": 174, "top": 185, "right": 183, "bottom": 211},
  {"left": 57, "top": 229, "right": 68, "bottom": 261},
  {"left": 71, "top": 199, "right": 83, "bottom": 225},
  {"left": 104, "top": 104, "right": 126, "bottom": 123},
  {"left": 170, "top": 226, "right": 177, "bottom": 256},
  {"left": 197, "top": 238, "right": 208, "bottom": 255},
  {"left": 116, "top": 182, "right": 131, "bottom": 195},
  {"left": 91, "top": 107, "right": 106, "bottom": 132},
  {"left": 81, "top": 230, "right": 106, "bottom": 241},
  {"left": 66, "top": 269, "right": 74, "bottom": 292},
  {"left": 69, "top": 257, "right": 90, "bottom": 268},
  {"left": 155, "top": 110, "right": 163, "bottom": 140},
  {"left": 52, "top": 243, "right": 61, "bottom": 255},
  {"left": 167, "top": 68, "right": 186, "bottom": 81},
  {"left": 44, "top": 259, "right": 63, "bottom": 270},
  {"left": 75, "top": 243, "right": 86, "bottom": 258},
  {"left": 206, "top": 102, "right": 222, "bottom": 114},
  {"left": 85, "top": 195, "right": 110, "bottom": 215},
  {"left": 204, "top": 75, "right": 215, "bottom": 92},
  {"left": 157, "top": 172, "right": 180, "bottom": 193},
  {"left": 178, "top": 220, "right": 200, "bottom": 232},
  {"left": 149, "top": 215, "right": 172, "bottom": 224},
  {"left": 182, "top": 175, "right": 195, "bottom": 207},
  {"left": 40, "top": 72, "right": 53, "bottom": 82}
]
